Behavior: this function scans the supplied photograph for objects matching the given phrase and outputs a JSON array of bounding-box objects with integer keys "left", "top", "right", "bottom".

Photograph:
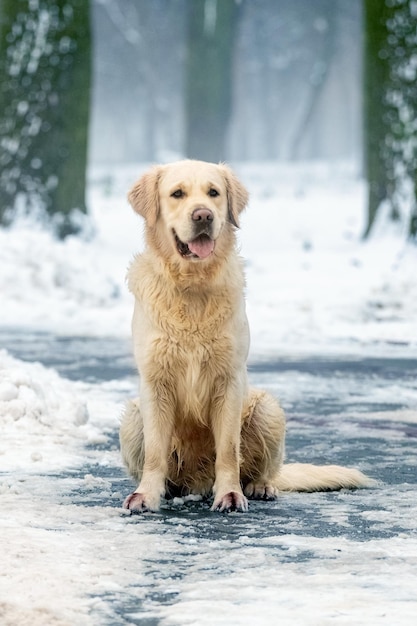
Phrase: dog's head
[{"left": 128, "top": 160, "right": 248, "bottom": 262}]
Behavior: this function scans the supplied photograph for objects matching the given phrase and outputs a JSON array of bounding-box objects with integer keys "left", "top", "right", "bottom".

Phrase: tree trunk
[
  {"left": 185, "top": 0, "right": 239, "bottom": 163},
  {"left": 363, "top": 0, "right": 391, "bottom": 238},
  {"left": 0, "top": 0, "right": 91, "bottom": 237},
  {"left": 363, "top": 0, "right": 417, "bottom": 239}
]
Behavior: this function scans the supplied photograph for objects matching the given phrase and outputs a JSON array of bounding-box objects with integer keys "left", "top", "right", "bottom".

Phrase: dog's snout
[{"left": 192, "top": 208, "right": 213, "bottom": 222}]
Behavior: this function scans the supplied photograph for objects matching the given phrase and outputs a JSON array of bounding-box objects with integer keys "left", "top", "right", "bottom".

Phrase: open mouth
[{"left": 174, "top": 231, "right": 215, "bottom": 260}]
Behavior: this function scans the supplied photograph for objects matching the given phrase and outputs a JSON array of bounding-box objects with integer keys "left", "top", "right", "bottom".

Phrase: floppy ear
[
  {"left": 219, "top": 164, "right": 249, "bottom": 228},
  {"left": 128, "top": 166, "right": 161, "bottom": 228}
]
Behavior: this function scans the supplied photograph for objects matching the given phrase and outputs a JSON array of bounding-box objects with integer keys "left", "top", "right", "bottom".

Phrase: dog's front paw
[
  {"left": 244, "top": 481, "right": 278, "bottom": 500},
  {"left": 123, "top": 491, "right": 160, "bottom": 513},
  {"left": 211, "top": 490, "right": 248, "bottom": 512}
]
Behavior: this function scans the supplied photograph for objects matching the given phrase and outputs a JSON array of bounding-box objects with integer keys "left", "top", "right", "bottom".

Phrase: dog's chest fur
[{"left": 128, "top": 252, "right": 248, "bottom": 424}]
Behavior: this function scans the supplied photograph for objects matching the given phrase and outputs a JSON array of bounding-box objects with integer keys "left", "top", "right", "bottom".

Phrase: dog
[{"left": 120, "top": 159, "right": 373, "bottom": 512}]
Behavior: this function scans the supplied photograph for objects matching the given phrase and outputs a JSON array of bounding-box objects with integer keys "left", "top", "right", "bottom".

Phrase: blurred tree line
[{"left": 0, "top": 0, "right": 416, "bottom": 240}]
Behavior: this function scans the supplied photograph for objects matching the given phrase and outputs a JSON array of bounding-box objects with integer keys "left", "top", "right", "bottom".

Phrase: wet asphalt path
[{"left": 1, "top": 328, "right": 417, "bottom": 624}]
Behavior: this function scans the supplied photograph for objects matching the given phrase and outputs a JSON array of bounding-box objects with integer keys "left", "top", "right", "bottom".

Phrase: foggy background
[{"left": 89, "top": 0, "right": 362, "bottom": 165}]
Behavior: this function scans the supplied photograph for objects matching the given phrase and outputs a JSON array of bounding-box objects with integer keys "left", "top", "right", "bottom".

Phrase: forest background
[{"left": 0, "top": 0, "right": 416, "bottom": 239}]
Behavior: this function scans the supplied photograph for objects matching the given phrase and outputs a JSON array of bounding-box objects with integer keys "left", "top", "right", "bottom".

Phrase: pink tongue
[{"left": 187, "top": 236, "right": 215, "bottom": 259}]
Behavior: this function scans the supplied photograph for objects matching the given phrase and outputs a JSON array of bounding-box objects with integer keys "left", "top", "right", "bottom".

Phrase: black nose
[{"left": 192, "top": 208, "right": 213, "bottom": 222}]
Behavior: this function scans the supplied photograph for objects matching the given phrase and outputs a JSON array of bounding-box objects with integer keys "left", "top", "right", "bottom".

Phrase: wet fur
[{"left": 120, "top": 159, "right": 374, "bottom": 512}]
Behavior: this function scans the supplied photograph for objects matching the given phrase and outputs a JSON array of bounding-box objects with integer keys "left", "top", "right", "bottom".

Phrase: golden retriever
[{"left": 120, "top": 159, "right": 373, "bottom": 512}]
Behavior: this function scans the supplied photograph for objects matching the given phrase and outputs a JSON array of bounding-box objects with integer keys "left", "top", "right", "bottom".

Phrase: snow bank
[
  {"left": 0, "top": 161, "right": 416, "bottom": 355},
  {"left": 0, "top": 349, "right": 118, "bottom": 473},
  {"left": 0, "top": 219, "right": 132, "bottom": 336},
  {"left": 238, "top": 163, "right": 417, "bottom": 356}
]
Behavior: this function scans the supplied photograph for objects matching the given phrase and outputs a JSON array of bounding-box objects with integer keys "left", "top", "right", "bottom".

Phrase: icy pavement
[{"left": 1, "top": 333, "right": 416, "bottom": 625}]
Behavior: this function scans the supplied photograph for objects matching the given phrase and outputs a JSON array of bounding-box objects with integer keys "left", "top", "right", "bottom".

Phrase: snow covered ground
[
  {"left": 1, "top": 162, "right": 417, "bottom": 625},
  {"left": 1, "top": 161, "right": 416, "bottom": 354}
]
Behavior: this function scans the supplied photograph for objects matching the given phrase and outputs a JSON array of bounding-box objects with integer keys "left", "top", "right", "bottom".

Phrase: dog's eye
[
  {"left": 171, "top": 189, "right": 184, "bottom": 199},
  {"left": 208, "top": 188, "right": 219, "bottom": 197}
]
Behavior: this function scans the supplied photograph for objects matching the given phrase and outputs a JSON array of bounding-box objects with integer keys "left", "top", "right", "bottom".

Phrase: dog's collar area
[{"left": 173, "top": 230, "right": 215, "bottom": 260}]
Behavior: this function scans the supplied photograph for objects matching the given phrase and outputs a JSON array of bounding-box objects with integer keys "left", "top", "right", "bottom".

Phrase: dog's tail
[{"left": 275, "top": 463, "right": 376, "bottom": 492}]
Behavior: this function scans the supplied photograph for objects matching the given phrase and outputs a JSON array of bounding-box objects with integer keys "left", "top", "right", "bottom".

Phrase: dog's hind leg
[
  {"left": 240, "top": 389, "right": 286, "bottom": 500},
  {"left": 239, "top": 389, "right": 375, "bottom": 496}
]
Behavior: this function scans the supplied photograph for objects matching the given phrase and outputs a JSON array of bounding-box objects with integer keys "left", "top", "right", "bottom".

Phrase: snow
[
  {"left": 1, "top": 161, "right": 416, "bottom": 353},
  {"left": 1, "top": 161, "right": 417, "bottom": 624},
  {"left": 0, "top": 349, "right": 113, "bottom": 472}
]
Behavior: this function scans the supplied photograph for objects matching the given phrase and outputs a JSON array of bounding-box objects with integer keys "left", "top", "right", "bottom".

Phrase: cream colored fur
[{"left": 120, "top": 159, "right": 374, "bottom": 513}]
